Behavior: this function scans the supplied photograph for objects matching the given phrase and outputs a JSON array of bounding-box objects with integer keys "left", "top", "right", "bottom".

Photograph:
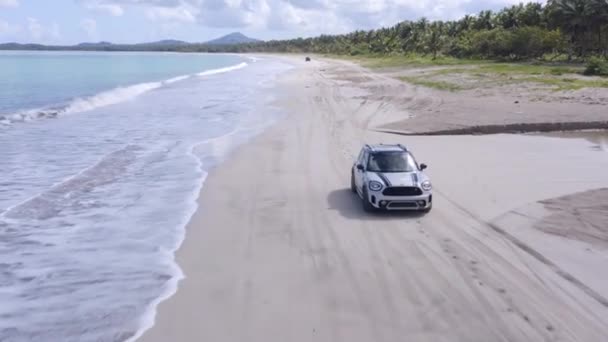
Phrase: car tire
[
  {"left": 361, "top": 187, "right": 375, "bottom": 212},
  {"left": 350, "top": 170, "right": 357, "bottom": 194}
]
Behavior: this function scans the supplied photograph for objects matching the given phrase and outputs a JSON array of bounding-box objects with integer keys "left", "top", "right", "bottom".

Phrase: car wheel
[
  {"left": 350, "top": 170, "right": 357, "bottom": 193},
  {"left": 361, "top": 187, "right": 375, "bottom": 212}
]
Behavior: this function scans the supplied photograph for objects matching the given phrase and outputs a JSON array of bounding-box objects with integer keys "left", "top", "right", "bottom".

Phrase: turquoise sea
[{"left": 0, "top": 51, "right": 291, "bottom": 341}]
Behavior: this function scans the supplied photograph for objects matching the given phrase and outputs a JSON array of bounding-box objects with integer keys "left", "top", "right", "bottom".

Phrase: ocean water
[
  {"left": 0, "top": 51, "right": 249, "bottom": 124},
  {"left": 0, "top": 52, "right": 291, "bottom": 341}
]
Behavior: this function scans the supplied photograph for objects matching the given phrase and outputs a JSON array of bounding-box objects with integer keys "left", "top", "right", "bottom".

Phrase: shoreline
[
  {"left": 131, "top": 56, "right": 298, "bottom": 341},
  {"left": 140, "top": 55, "right": 608, "bottom": 341},
  {"left": 0, "top": 52, "right": 299, "bottom": 342},
  {"left": 124, "top": 142, "right": 206, "bottom": 342}
]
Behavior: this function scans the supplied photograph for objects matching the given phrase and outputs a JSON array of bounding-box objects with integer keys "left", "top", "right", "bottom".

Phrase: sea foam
[
  {"left": 0, "top": 56, "right": 290, "bottom": 342},
  {"left": 197, "top": 62, "right": 248, "bottom": 77},
  {"left": 0, "top": 62, "right": 249, "bottom": 126}
]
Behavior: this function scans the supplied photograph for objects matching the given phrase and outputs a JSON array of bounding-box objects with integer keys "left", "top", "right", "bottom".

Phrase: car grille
[
  {"left": 382, "top": 186, "right": 423, "bottom": 196},
  {"left": 388, "top": 202, "right": 418, "bottom": 208}
]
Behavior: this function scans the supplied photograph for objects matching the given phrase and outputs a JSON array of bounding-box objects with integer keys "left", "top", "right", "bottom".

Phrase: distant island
[
  {"left": 0, "top": 32, "right": 261, "bottom": 52},
  {"left": 205, "top": 32, "right": 261, "bottom": 45}
]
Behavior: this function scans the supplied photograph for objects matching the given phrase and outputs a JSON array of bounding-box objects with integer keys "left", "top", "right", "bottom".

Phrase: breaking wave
[
  {"left": 197, "top": 62, "right": 248, "bottom": 77},
  {"left": 0, "top": 62, "right": 249, "bottom": 126}
]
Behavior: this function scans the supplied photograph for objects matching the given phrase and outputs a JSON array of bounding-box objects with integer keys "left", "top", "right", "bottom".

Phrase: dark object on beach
[
  {"left": 515, "top": 101, "right": 519, "bottom": 104},
  {"left": 305, "top": 57, "right": 311, "bottom": 62}
]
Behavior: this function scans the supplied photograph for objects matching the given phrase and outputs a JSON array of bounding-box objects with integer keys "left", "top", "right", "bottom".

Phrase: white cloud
[
  {"left": 194, "top": 0, "right": 270, "bottom": 28},
  {"left": 77, "top": 0, "right": 547, "bottom": 36},
  {"left": 0, "top": 19, "right": 20, "bottom": 36},
  {"left": 0, "top": 0, "right": 18, "bottom": 8},
  {"left": 27, "top": 17, "right": 61, "bottom": 42},
  {"left": 0, "top": 20, "right": 8, "bottom": 34},
  {"left": 146, "top": 5, "right": 197, "bottom": 23},
  {"left": 27, "top": 17, "right": 43, "bottom": 40},
  {"left": 81, "top": 0, "right": 125, "bottom": 16},
  {"left": 80, "top": 18, "right": 99, "bottom": 40},
  {"left": 265, "top": 1, "right": 347, "bottom": 33}
]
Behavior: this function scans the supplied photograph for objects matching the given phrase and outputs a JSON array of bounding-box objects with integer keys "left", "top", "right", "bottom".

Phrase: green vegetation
[
  {"left": 398, "top": 77, "right": 464, "bottom": 91},
  {"left": 336, "top": 55, "right": 486, "bottom": 68},
  {"left": 396, "top": 62, "right": 607, "bottom": 91},
  {"left": 518, "top": 76, "right": 608, "bottom": 89},
  {"left": 246, "top": 0, "right": 608, "bottom": 62},
  {"left": 475, "top": 63, "right": 582, "bottom": 75},
  {"left": 584, "top": 57, "right": 608, "bottom": 75},
  {"left": 294, "top": 0, "right": 608, "bottom": 92}
]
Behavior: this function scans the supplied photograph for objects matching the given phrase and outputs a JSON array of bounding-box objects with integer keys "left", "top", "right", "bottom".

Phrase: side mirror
[
  {"left": 356, "top": 164, "right": 365, "bottom": 171},
  {"left": 420, "top": 163, "right": 428, "bottom": 171}
]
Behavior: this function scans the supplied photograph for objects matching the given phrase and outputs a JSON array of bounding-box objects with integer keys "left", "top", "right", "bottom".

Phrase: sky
[{"left": 0, "top": 0, "right": 535, "bottom": 44}]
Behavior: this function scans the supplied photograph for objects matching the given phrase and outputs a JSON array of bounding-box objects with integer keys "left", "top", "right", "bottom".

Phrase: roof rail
[
  {"left": 365, "top": 144, "right": 374, "bottom": 152},
  {"left": 397, "top": 144, "right": 408, "bottom": 151}
]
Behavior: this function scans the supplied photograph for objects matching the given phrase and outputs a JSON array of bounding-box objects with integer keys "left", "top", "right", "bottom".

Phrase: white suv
[{"left": 351, "top": 144, "right": 432, "bottom": 212}]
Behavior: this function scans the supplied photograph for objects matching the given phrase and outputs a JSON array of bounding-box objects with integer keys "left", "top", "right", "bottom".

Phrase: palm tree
[
  {"left": 425, "top": 22, "right": 446, "bottom": 59},
  {"left": 457, "top": 15, "right": 475, "bottom": 33},
  {"left": 473, "top": 10, "right": 494, "bottom": 30},
  {"left": 495, "top": 5, "right": 519, "bottom": 29},
  {"left": 519, "top": 2, "right": 543, "bottom": 27},
  {"left": 589, "top": 0, "right": 608, "bottom": 55},
  {"left": 551, "top": 0, "right": 592, "bottom": 56}
]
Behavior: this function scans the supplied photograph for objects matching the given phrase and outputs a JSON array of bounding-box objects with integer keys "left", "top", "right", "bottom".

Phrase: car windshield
[{"left": 367, "top": 152, "right": 417, "bottom": 173}]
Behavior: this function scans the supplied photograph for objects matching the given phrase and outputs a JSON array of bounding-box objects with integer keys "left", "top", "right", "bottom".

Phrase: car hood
[{"left": 370, "top": 171, "right": 427, "bottom": 187}]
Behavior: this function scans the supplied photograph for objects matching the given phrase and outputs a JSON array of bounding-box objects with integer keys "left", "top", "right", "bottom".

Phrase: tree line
[
  {"left": 2, "top": 0, "right": 607, "bottom": 61},
  {"left": 233, "top": 0, "right": 607, "bottom": 60}
]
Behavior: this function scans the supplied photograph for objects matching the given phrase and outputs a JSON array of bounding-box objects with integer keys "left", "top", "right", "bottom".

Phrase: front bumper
[{"left": 367, "top": 191, "right": 432, "bottom": 210}]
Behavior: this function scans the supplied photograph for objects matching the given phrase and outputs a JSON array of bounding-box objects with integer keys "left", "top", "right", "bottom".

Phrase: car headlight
[
  {"left": 421, "top": 180, "right": 432, "bottom": 191},
  {"left": 368, "top": 181, "right": 383, "bottom": 191}
]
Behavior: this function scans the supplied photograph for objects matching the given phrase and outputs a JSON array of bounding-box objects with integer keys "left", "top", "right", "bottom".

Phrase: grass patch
[
  {"left": 476, "top": 63, "right": 582, "bottom": 75},
  {"left": 518, "top": 76, "right": 608, "bottom": 90},
  {"left": 402, "top": 67, "right": 608, "bottom": 91},
  {"left": 405, "top": 62, "right": 604, "bottom": 91},
  {"left": 327, "top": 53, "right": 585, "bottom": 74},
  {"left": 327, "top": 54, "right": 584, "bottom": 73},
  {"left": 364, "top": 56, "right": 482, "bottom": 68},
  {"left": 329, "top": 54, "right": 608, "bottom": 90},
  {"left": 412, "top": 63, "right": 582, "bottom": 78},
  {"left": 399, "top": 76, "right": 463, "bottom": 91},
  {"left": 327, "top": 54, "right": 486, "bottom": 68}
]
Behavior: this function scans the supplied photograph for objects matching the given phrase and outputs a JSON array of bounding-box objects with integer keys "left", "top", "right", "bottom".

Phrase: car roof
[{"left": 365, "top": 144, "right": 407, "bottom": 153}]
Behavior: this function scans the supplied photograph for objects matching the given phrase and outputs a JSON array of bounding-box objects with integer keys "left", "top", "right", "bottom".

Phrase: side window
[
  {"left": 361, "top": 151, "right": 369, "bottom": 167},
  {"left": 356, "top": 150, "right": 365, "bottom": 164}
]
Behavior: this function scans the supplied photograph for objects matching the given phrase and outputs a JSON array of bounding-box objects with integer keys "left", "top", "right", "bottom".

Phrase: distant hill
[
  {"left": 136, "top": 40, "right": 189, "bottom": 46},
  {"left": 77, "top": 41, "right": 113, "bottom": 48},
  {"left": 0, "top": 42, "right": 50, "bottom": 50},
  {"left": 0, "top": 32, "right": 261, "bottom": 51},
  {"left": 205, "top": 32, "right": 260, "bottom": 45}
]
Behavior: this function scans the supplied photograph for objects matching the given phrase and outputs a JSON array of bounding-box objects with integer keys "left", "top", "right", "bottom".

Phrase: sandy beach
[{"left": 140, "top": 56, "right": 608, "bottom": 341}]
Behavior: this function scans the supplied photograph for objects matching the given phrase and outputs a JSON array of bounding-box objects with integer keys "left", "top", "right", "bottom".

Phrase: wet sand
[
  {"left": 540, "top": 130, "right": 608, "bottom": 151},
  {"left": 140, "top": 56, "right": 608, "bottom": 342}
]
